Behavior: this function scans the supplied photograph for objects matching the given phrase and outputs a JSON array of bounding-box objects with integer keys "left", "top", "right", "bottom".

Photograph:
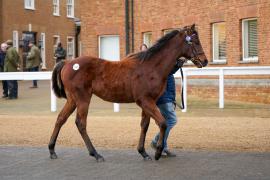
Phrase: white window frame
[
  {"left": 143, "top": 32, "right": 152, "bottom": 48},
  {"left": 53, "top": 0, "right": 60, "bottom": 16},
  {"left": 12, "top": 31, "right": 19, "bottom": 52},
  {"left": 40, "top": 33, "right": 46, "bottom": 69},
  {"left": 242, "top": 18, "right": 258, "bottom": 62},
  {"left": 67, "top": 0, "right": 74, "bottom": 18},
  {"left": 212, "top": 22, "right": 226, "bottom": 64},
  {"left": 24, "top": 0, "right": 35, "bottom": 10},
  {"left": 98, "top": 35, "right": 120, "bottom": 61},
  {"left": 53, "top": 35, "right": 60, "bottom": 52},
  {"left": 67, "top": 36, "right": 75, "bottom": 59}
]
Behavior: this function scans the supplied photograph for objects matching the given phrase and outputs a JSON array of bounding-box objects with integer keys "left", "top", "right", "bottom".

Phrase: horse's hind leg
[
  {"left": 75, "top": 95, "right": 104, "bottom": 162},
  {"left": 138, "top": 99, "right": 167, "bottom": 160},
  {"left": 48, "top": 98, "right": 76, "bottom": 159},
  {"left": 137, "top": 111, "right": 152, "bottom": 160}
]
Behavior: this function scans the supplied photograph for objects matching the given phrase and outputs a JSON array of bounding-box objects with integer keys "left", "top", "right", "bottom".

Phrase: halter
[{"left": 185, "top": 33, "right": 203, "bottom": 67}]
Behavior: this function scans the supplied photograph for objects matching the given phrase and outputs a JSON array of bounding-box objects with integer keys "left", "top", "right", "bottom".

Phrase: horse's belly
[{"left": 93, "top": 86, "right": 134, "bottom": 103}]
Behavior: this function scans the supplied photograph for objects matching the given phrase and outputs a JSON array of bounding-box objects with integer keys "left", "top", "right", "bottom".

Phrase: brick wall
[
  {"left": 81, "top": 0, "right": 270, "bottom": 66},
  {"left": 80, "top": 0, "right": 270, "bottom": 104},
  {"left": 185, "top": 85, "right": 270, "bottom": 104},
  {"left": 0, "top": 0, "right": 81, "bottom": 70},
  {"left": 81, "top": 0, "right": 126, "bottom": 58}
]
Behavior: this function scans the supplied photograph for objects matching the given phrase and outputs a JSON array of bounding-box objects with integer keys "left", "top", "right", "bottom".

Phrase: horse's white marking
[{"left": 73, "top": 63, "right": 80, "bottom": 71}]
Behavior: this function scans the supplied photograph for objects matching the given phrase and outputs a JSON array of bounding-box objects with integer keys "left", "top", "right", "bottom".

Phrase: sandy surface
[{"left": 0, "top": 81, "right": 269, "bottom": 152}]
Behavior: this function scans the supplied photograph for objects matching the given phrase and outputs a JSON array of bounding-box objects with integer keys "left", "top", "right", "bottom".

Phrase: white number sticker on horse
[{"left": 73, "top": 63, "right": 80, "bottom": 71}]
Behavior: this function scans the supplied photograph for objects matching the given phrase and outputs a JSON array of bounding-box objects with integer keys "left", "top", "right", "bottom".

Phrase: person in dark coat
[
  {"left": 54, "top": 42, "right": 66, "bottom": 63},
  {"left": 0, "top": 43, "right": 8, "bottom": 98},
  {"left": 4, "top": 40, "right": 20, "bottom": 99},
  {"left": 150, "top": 60, "right": 183, "bottom": 157},
  {"left": 26, "top": 41, "right": 41, "bottom": 88}
]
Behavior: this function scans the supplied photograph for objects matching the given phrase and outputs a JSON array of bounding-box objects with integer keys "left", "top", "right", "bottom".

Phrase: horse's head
[{"left": 181, "top": 24, "right": 208, "bottom": 68}]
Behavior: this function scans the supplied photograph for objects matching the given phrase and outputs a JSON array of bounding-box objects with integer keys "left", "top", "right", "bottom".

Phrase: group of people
[
  {"left": 0, "top": 40, "right": 20, "bottom": 99},
  {"left": 0, "top": 41, "right": 66, "bottom": 100}
]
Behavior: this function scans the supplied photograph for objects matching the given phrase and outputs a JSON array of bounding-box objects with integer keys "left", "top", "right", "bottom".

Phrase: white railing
[
  {"left": 0, "top": 72, "right": 57, "bottom": 112},
  {"left": 174, "top": 66, "right": 270, "bottom": 112},
  {"left": 1, "top": 66, "right": 269, "bottom": 112}
]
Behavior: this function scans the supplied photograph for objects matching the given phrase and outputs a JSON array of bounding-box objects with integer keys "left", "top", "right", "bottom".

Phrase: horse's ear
[{"left": 191, "top": 24, "right": 196, "bottom": 31}]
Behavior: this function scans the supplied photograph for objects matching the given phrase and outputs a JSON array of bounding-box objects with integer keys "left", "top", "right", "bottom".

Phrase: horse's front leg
[
  {"left": 75, "top": 98, "right": 104, "bottom": 162},
  {"left": 137, "top": 111, "right": 152, "bottom": 160},
  {"left": 137, "top": 99, "right": 167, "bottom": 160}
]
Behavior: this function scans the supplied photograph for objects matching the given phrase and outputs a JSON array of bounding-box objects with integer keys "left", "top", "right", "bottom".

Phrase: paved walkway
[{"left": 0, "top": 146, "right": 269, "bottom": 180}]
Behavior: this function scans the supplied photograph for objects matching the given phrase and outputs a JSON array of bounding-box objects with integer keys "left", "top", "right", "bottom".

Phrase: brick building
[
  {"left": 80, "top": 0, "right": 270, "bottom": 104},
  {"left": 0, "top": 0, "right": 81, "bottom": 70}
]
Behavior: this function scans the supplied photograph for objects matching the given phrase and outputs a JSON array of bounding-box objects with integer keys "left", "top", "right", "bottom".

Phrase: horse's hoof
[
  {"left": 50, "top": 153, "right": 58, "bottom": 159},
  {"left": 143, "top": 156, "right": 152, "bottom": 161},
  {"left": 154, "top": 152, "right": 162, "bottom": 160},
  {"left": 94, "top": 154, "right": 105, "bottom": 162},
  {"left": 96, "top": 156, "right": 105, "bottom": 162}
]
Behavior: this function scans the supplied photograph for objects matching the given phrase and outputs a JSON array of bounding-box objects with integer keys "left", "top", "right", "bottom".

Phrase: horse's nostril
[{"left": 203, "top": 60, "right": 208, "bottom": 67}]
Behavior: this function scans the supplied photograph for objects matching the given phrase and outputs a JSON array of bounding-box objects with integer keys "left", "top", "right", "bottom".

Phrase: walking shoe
[
  {"left": 30, "top": 86, "right": 38, "bottom": 88},
  {"left": 6, "top": 96, "right": 17, "bottom": 100},
  {"left": 2, "top": 95, "right": 8, "bottom": 98},
  {"left": 163, "top": 149, "right": 176, "bottom": 157},
  {"left": 150, "top": 141, "right": 157, "bottom": 150}
]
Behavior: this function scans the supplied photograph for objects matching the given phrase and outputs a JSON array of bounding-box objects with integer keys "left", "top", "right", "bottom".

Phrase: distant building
[
  {"left": 80, "top": 0, "right": 270, "bottom": 104},
  {"left": 0, "top": 0, "right": 81, "bottom": 70}
]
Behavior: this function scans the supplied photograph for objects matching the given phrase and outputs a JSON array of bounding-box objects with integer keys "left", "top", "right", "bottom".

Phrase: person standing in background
[
  {"left": 0, "top": 43, "right": 8, "bottom": 98},
  {"left": 54, "top": 42, "right": 66, "bottom": 63},
  {"left": 26, "top": 41, "right": 41, "bottom": 88},
  {"left": 4, "top": 40, "right": 20, "bottom": 99}
]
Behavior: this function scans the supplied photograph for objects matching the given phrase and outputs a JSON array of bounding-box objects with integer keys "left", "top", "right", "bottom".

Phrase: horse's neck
[{"left": 150, "top": 35, "right": 183, "bottom": 77}]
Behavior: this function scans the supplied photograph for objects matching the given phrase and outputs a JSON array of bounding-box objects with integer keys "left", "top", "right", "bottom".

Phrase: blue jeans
[
  {"left": 29, "top": 66, "right": 39, "bottom": 87},
  {"left": 152, "top": 102, "right": 178, "bottom": 150}
]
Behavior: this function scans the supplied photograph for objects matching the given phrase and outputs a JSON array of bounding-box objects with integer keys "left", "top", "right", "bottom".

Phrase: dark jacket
[
  {"left": 0, "top": 51, "right": 6, "bottom": 72},
  {"left": 156, "top": 60, "right": 183, "bottom": 105},
  {"left": 4, "top": 47, "right": 20, "bottom": 72},
  {"left": 26, "top": 45, "right": 41, "bottom": 69},
  {"left": 54, "top": 47, "right": 66, "bottom": 61}
]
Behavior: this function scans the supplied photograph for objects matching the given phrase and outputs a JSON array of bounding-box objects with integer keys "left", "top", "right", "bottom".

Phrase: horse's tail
[{"left": 52, "top": 61, "right": 67, "bottom": 99}]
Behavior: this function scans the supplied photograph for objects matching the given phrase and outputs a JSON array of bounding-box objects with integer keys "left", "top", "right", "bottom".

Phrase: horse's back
[{"left": 61, "top": 56, "right": 138, "bottom": 103}]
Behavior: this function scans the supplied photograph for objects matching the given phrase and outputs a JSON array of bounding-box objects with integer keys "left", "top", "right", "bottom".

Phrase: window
[
  {"left": 53, "top": 0, "right": 60, "bottom": 16},
  {"left": 12, "top": 31, "right": 19, "bottom": 52},
  {"left": 143, "top": 32, "right": 152, "bottom": 48},
  {"left": 212, "top": 22, "right": 226, "bottom": 63},
  {"left": 242, "top": 18, "right": 258, "bottom": 62},
  {"left": 24, "top": 0, "right": 35, "bottom": 10},
  {"left": 53, "top": 35, "right": 60, "bottom": 53},
  {"left": 40, "top": 33, "right": 46, "bottom": 69},
  {"left": 67, "top": 0, "right": 74, "bottom": 18},
  {"left": 67, "top": 36, "right": 75, "bottom": 59}
]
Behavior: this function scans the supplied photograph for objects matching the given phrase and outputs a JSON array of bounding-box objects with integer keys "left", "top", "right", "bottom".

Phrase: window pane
[
  {"left": 143, "top": 32, "right": 152, "bottom": 48},
  {"left": 248, "top": 20, "right": 258, "bottom": 57},
  {"left": 213, "top": 22, "right": 226, "bottom": 61}
]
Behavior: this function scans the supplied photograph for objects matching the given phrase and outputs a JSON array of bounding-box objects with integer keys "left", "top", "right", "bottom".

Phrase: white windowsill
[
  {"left": 25, "top": 7, "right": 35, "bottom": 10},
  {"left": 53, "top": 14, "right": 60, "bottom": 16},
  {"left": 67, "top": 16, "right": 74, "bottom": 19},
  {"left": 239, "top": 58, "right": 259, "bottom": 64},
  {"left": 210, "top": 60, "right": 227, "bottom": 65}
]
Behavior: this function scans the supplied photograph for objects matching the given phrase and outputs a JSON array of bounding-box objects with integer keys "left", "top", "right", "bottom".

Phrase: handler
[{"left": 151, "top": 58, "right": 184, "bottom": 157}]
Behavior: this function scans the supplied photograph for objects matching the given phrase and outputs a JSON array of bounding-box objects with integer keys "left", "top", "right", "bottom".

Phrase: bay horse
[{"left": 49, "top": 24, "right": 208, "bottom": 162}]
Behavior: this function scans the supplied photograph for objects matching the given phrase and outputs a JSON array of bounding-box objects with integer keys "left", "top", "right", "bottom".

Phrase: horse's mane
[{"left": 131, "top": 30, "right": 180, "bottom": 61}]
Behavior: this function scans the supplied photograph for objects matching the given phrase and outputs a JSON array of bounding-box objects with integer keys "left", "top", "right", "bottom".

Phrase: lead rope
[
  {"left": 175, "top": 65, "right": 185, "bottom": 110},
  {"left": 179, "top": 67, "right": 185, "bottom": 109}
]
